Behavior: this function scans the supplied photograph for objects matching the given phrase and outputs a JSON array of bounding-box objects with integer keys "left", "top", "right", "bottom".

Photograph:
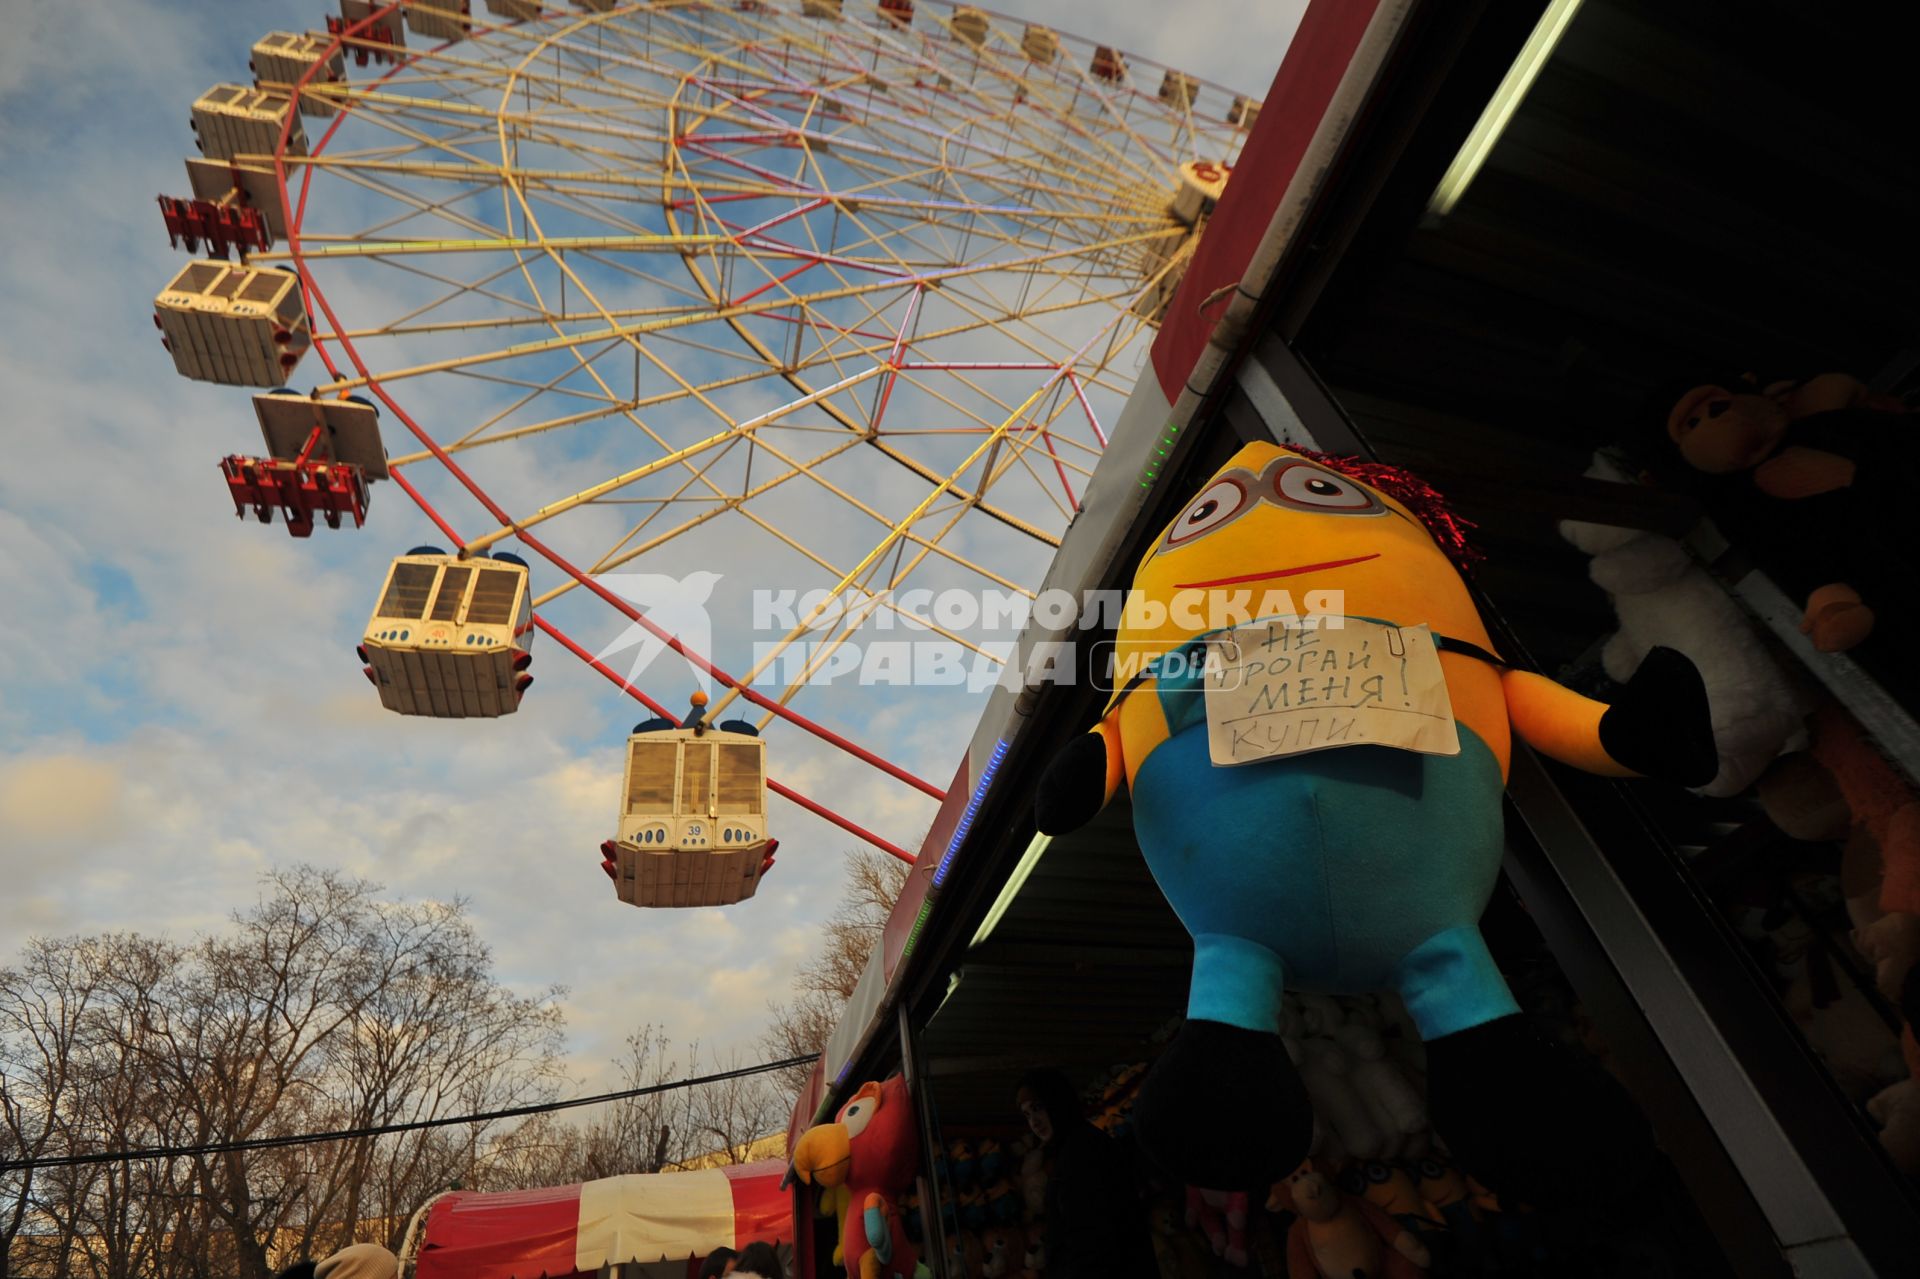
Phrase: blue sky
[{"left": 0, "top": 0, "right": 1302, "bottom": 1088}]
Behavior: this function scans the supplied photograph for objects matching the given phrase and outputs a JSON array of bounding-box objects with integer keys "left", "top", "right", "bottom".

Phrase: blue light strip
[{"left": 932, "top": 738, "right": 1009, "bottom": 888}]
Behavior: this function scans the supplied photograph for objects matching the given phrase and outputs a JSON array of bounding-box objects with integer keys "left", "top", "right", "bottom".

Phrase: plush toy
[
  {"left": 1093, "top": 1063, "right": 1148, "bottom": 1138},
  {"left": 1411, "top": 1154, "right": 1495, "bottom": 1225},
  {"left": 1755, "top": 700, "right": 1920, "bottom": 1170},
  {"left": 1185, "top": 1185, "right": 1249, "bottom": 1268},
  {"left": 946, "top": 1230, "right": 983, "bottom": 1279},
  {"left": 950, "top": 1139, "right": 978, "bottom": 1189},
  {"left": 983, "top": 1176, "right": 1020, "bottom": 1226},
  {"left": 1868, "top": 1074, "right": 1920, "bottom": 1174},
  {"left": 977, "top": 1137, "right": 1007, "bottom": 1184},
  {"left": 817, "top": 1182, "right": 854, "bottom": 1267},
  {"left": 1856, "top": 912, "right": 1920, "bottom": 1173},
  {"left": 1287, "top": 994, "right": 1428, "bottom": 1160},
  {"left": 1148, "top": 1197, "right": 1209, "bottom": 1279},
  {"left": 1017, "top": 1142, "right": 1047, "bottom": 1222},
  {"left": 1560, "top": 453, "right": 1811, "bottom": 796},
  {"left": 1856, "top": 912, "right": 1920, "bottom": 1013},
  {"left": 1760, "top": 701, "right": 1920, "bottom": 921},
  {"left": 1290, "top": 1033, "right": 1378, "bottom": 1163},
  {"left": 1728, "top": 890, "right": 1906, "bottom": 1100},
  {"left": 1018, "top": 1235, "right": 1046, "bottom": 1279},
  {"left": 1344, "top": 1161, "right": 1431, "bottom": 1232},
  {"left": 1273, "top": 1160, "right": 1429, "bottom": 1279},
  {"left": 1036, "top": 443, "right": 1714, "bottom": 1196},
  {"left": 1664, "top": 374, "right": 1916, "bottom": 652},
  {"left": 900, "top": 1187, "right": 923, "bottom": 1245},
  {"left": 959, "top": 1184, "right": 988, "bottom": 1231},
  {"left": 979, "top": 1225, "right": 1023, "bottom": 1279},
  {"left": 790, "top": 1075, "right": 920, "bottom": 1279},
  {"left": 939, "top": 1183, "right": 958, "bottom": 1234}
]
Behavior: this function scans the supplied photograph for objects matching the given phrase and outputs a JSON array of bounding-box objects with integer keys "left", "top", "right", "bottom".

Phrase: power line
[{"left": 1, "top": 1054, "right": 815, "bottom": 1173}]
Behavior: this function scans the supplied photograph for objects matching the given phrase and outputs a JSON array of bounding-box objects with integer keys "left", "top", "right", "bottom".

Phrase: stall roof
[{"left": 407, "top": 1161, "right": 788, "bottom": 1279}]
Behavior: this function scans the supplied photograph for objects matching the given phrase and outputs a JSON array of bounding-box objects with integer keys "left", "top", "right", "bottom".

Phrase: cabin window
[
  {"left": 239, "top": 273, "right": 283, "bottom": 303},
  {"left": 716, "top": 743, "right": 762, "bottom": 815},
  {"left": 429, "top": 566, "right": 473, "bottom": 622},
  {"left": 627, "top": 741, "right": 678, "bottom": 812},
  {"left": 181, "top": 261, "right": 225, "bottom": 293},
  {"left": 680, "top": 743, "right": 712, "bottom": 815},
  {"left": 376, "top": 562, "right": 437, "bottom": 619},
  {"left": 465, "top": 569, "right": 520, "bottom": 626}
]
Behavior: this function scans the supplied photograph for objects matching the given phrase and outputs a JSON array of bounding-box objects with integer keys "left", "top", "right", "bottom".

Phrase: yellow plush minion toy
[{"left": 1036, "top": 443, "right": 1714, "bottom": 1199}]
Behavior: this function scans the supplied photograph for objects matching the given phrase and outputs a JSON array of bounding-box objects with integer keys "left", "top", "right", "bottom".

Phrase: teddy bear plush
[
  {"left": 1855, "top": 912, "right": 1920, "bottom": 1173},
  {"left": 1756, "top": 700, "right": 1920, "bottom": 1170},
  {"left": 1663, "top": 373, "right": 1916, "bottom": 653},
  {"left": 1867, "top": 1074, "right": 1920, "bottom": 1175}
]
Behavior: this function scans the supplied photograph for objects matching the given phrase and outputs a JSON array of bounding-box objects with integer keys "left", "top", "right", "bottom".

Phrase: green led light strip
[{"left": 1139, "top": 416, "right": 1183, "bottom": 488}]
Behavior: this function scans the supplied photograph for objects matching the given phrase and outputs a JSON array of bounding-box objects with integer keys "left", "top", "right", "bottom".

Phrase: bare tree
[
  {"left": 761, "top": 849, "right": 911, "bottom": 1104},
  {"left": 686, "top": 1049, "right": 783, "bottom": 1164},
  {"left": 0, "top": 868, "right": 565, "bottom": 1279},
  {"left": 0, "top": 935, "right": 105, "bottom": 1279}
]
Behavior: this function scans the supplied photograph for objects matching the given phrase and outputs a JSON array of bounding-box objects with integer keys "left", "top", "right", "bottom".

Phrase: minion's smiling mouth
[{"left": 1174, "top": 553, "right": 1379, "bottom": 590}]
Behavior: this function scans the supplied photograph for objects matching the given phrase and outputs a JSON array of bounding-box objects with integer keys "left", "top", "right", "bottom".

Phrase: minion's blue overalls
[{"left": 1125, "top": 628, "right": 1520, "bottom": 1042}]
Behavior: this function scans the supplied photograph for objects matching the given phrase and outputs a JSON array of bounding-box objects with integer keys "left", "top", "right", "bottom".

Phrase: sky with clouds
[{"left": 0, "top": 0, "right": 1303, "bottom": 1094}]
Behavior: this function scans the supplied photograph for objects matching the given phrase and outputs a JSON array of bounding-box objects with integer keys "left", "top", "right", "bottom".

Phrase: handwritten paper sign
[{"left": 1202, "top": 619, "right": 1460, "bottom": 766}]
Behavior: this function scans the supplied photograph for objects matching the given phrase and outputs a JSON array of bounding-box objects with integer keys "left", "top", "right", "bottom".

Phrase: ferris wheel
[{"left": 151, "top": 0, "right": 1256, "bottom": 887}]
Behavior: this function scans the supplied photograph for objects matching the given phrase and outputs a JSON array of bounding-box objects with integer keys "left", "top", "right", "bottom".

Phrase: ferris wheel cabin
[
  {"left": 404, "top": 0, "right": 472, "bottom": 43},
  {"left": 359, "top": 549, "right": 533, "bottom": 718},
  {"left": 482, "top": 0, "right": 546, "bottom": 23},
  {"left": 601, "top": 701, "right": 775, "bottom": 909},
  {"left": 153, "top": 261, "right": 310, "bottom": 386},
  {"left": 1021, "top": 24, "right": 1060, "bottom": 65},
  {"left": 333, "top": 0, "right": 406, "bottom": 62},
  {"left": 191, "top": 84, "right": 305, "bottom": 163},
  {"left": 950, "top": 7, "right": 989, "bottom": 47},
  {"left": 249, "top": 32, "right": 346, "bottom": 117},
  {"left": 221, "top": 389, "right": 390, "bottom": 536}
]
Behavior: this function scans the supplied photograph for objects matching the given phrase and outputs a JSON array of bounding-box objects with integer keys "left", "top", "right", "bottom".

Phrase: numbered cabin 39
[
  {"left": 359, "top": 548, "right": 533, "bottom": 718},
  {"left": 601, "top": 697, "right": 775, "bottom": 909}
]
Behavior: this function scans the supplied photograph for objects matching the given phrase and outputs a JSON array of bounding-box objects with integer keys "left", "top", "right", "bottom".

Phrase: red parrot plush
[{"left": 790, "top": 1075, "right": 921, "bottom": 1279}]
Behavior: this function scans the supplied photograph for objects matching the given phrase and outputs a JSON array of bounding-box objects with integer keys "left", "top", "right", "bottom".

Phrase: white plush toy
[
  {"left": 1281, "top": 993, "right": 1429, "bottom": 1161},
  {"left": 1326, "top": 1000, "right": 1429, "bottom": 1147},
  {"left": 1559, "top": 454, "right": 1810, "bottom": 797}
]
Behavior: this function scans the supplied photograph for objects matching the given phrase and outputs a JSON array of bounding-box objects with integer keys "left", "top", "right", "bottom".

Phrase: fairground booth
[{"left": 782, "top": 2, "right": 1920, "bottom": 1278}]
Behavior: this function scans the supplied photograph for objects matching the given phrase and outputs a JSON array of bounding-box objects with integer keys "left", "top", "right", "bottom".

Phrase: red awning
[{"left": 412, "top": 1160, "right": 790, "bottom": 1279}]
